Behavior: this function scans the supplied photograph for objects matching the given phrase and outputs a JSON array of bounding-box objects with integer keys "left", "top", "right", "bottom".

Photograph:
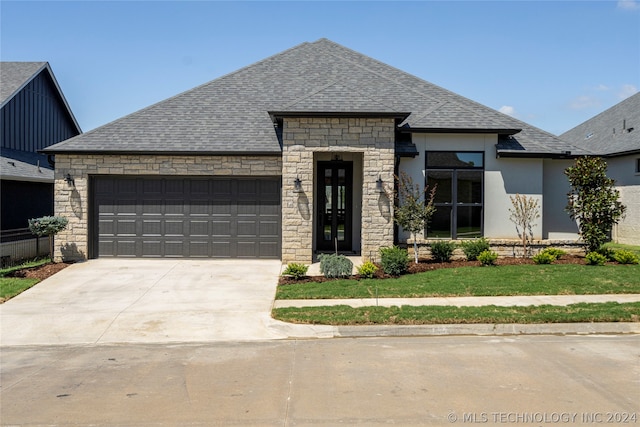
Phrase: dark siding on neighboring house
[
  {"left": 1, "top": 180, "right": 53, "bottom": 230},
  {"left": 1, "top": 71, "right": 78, "bottom": 151}
]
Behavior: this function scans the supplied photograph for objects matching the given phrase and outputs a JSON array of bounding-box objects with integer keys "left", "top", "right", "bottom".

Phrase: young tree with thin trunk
[
  {"left": 394, "top": 172, "right": 437, "bottom": 264},
  {"left": 508, "top": 194, "right": 540, "bottom": 258}
]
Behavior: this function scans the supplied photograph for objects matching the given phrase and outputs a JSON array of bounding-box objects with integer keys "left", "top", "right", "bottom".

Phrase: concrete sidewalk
[{"left": 273, "top": 294, "right": 640, "bottom": 308}]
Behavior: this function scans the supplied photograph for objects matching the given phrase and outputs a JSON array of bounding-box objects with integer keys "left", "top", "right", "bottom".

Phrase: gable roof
[
  {"left": 560, "top": 92, "right": 640, "bottom": 157},
  {"left": 0, "top": 148, "right": 53, "bottom": 183},
  {"left": 43, "top": 39, "right": 585, "bottom": 157},
  {"left": 0, "top": 62, "right": 82, "bottom": 133}
]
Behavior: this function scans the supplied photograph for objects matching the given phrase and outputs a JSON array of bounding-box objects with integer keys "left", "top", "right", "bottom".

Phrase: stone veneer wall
[
  {"left": 53, "top": 154, "right": 282, "bottom": 262},
  {"left": 281, "top": 117, "right": 396, "bottom": 264}
]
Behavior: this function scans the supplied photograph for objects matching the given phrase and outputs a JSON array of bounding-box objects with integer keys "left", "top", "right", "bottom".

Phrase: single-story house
[
  {"left": 1, "top": 62, "right": 81, "bottom": 257},
  {"left": 44, "top": 39, "right": 600, "bottom": 263},
  {"left": 560, "top": 92, "right": 640, "bottom": 245}
]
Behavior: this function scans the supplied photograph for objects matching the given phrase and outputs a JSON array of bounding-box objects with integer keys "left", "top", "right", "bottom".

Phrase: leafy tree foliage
[
  {"left": 565, "top": 157, "right": 626, "bottom": 253},
  {"left": 28, "top": 216, "right": 69, "bottom": 259},
  {"left": 394, "top": 172, "right": 436, "bottom": 263}
]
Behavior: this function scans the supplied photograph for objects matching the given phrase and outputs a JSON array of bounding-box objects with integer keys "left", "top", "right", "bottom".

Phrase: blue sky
[{"left": 2, "top": 1, "right": 638, "bottom": 135}]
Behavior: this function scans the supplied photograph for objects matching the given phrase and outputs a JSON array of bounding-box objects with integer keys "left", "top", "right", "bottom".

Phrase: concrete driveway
[{"left": 0, "top": 259, "right": 293, "bottom": 345}]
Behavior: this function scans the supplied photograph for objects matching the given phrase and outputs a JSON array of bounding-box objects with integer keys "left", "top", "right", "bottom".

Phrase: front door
[{"left": 316, "top": 161, "right": 353, "bottom": 252}]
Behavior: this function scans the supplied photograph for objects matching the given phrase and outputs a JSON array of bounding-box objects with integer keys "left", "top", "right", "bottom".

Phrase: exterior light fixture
[
  {"left": 64, "top": 173, "right": 75, "bottom": 189},
  {"left": 293, "top": 176, "right": 303, "bottom": 193},
  {"left": 376, "top": 176, "right": 384, "bottom": 193}
]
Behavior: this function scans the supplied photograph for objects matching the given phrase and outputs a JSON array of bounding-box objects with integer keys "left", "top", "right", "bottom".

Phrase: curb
[{"left": 270, "top": 322, "right": 640, "bottom": 339}]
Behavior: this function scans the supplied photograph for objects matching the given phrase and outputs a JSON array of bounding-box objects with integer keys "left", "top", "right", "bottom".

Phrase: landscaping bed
[{"left": 279, "top": 255, "right": 588, "bottom": 285}]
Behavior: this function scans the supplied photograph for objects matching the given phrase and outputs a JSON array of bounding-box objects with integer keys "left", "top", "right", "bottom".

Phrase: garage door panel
[{"left": 93, "top": 177, "right": 280, "bottom": 259}]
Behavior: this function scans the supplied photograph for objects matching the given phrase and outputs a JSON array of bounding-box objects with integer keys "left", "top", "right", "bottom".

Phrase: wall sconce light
[
  {"left": 293, "top": 176, "right": 303, "bottom": 193},
  {"left": 64, "top": 173, "right": 75, "bottom": 189},
  {"left": 376, "top": 176, "right": 384, "bottom": 193}
]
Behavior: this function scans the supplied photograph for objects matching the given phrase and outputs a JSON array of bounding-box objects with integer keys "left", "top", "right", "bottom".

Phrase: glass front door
[{"left": 316, "top": 161, "right": 353, "bottom": 251}]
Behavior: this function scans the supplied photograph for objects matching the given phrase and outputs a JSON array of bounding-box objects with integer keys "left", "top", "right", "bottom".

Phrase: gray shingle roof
[
  {"left": 44, "top": 39, "right": 583, "bottom": 156},
  {"left": 0, "top": 148, "right": 53, "bottom": 182},
  {"left": 0, "top": 62, "right": 47, "bottom": 105},
  {"left": 560, "top": 92, "right": 640, "bottom": 157}
]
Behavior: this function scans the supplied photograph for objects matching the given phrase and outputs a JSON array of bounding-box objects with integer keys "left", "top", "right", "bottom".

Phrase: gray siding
[{"left": 1, "top": 71, "right": 79, "bottom": 151}]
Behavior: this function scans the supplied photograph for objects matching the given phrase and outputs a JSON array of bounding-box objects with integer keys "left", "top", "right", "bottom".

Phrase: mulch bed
[
  {"left": 7, "top": 262, "right": 73, "bottom": 280},
  {"left": 279, "top": 255, "right": 587, "bottom": 285}
]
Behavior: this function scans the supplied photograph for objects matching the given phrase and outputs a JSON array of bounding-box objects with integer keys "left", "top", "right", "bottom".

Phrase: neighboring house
[
  {"left": 1, "top": 62, "right": 82, "bottom": 243},
  {"left": 44, "top": 39, "right": 590, "bottom": 263},
  {"left": 561, "top": 93, "right": 640, "bottom": 245}
]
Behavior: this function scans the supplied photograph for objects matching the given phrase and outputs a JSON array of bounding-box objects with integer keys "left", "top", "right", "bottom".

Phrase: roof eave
[
  {"left": 496, "top": 149, "right": 579, "bottom": 159},
  {"left": 402, "top": 127, "right": 522, "bottom": 135},
  {"left": 39, "top": 148, "right": 283, "bottom": 156},
  {"left": 268, "top": 111, "right": 411, "bottom": 121}
]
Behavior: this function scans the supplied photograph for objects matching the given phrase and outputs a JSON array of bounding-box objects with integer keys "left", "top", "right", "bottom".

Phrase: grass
[
  {"left": 276, "top": 264, "right": 640, "bottom": 300},
  {"left": 603, "top": 242, "right": 640, "bottom": 256},
  {"left": 0, "top": 258, "right": 50, "bottom": 301},
  {"left": 272, "top": 302, "right": 640, "bottom": 325}
]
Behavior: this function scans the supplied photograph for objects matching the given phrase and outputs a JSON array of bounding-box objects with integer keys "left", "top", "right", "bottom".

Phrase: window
[
  {"left": 426, "top": 152, "right": 484, "bottom": 239},
  {"left": 636, "top": 158, "right": 640, "bottom": 174}
]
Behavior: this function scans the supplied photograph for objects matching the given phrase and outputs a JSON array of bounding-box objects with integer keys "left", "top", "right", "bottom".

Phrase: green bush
[
  {"left": 585, "top": 252, "right": 607, "bottom": 266},
  {"left": 318, "top": 254, "right": 353, "bottom": 279},
  {"left": 28, "top": 216, "right": 68, "bottom": 237},
  {"left": 596, "top": 246, "right": 617, "bottom": 262},
  {"left": 379, "top": 246, "right": 409, "bottom": 276},
  {"left": 357, "top": 261, "right": 378, "bottom": 279},
  {"left": 430, "top": 241, "right": 456, "bottom": 263},
  {"left": 282, "top": 263, "right": 309, "bottom": 280},
  {"left": 477, "top": 250, "right": 498, "bottom": 266},
  {"left": 460, "top": 238, "right": 490, "bottom": 261},
  {"left": 542, "top": 248, "right": 567, "bottom": 260},
  {"left": 532, "top": 252, "right": 555, "bottom": 265},
  {"left": 613, "top": 250, "right": 639, "bottom": 265}
]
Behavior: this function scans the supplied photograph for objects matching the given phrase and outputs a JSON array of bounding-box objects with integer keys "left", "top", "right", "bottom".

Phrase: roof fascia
[
  {"left": 496, "top": 150, "right": 579, "bottom": 159},
  {"left": 0, "top": 62, "right": 48, "bottom": 109},
  {"left": 269, "top": 111, "right": 411, "bottom": 120},
  {"left": 0, "top": 63, "right": 82, "bottom": 134},
  {"left": 401, "top": 127, "right": 522, "bottom": 135},
  {"left": 41, "top": 63, "right": 83, "bottom": 134},
  {"left": 39, "top": 149, "right": 283, "bottom": 156}
]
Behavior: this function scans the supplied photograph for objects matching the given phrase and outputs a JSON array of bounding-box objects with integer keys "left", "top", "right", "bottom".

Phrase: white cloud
[
  {"left": 617, "top": 0, "right": 640, "bottom": 10},
  {"left": 618, "top": 84, "right": 638, "bottom": 99},
  {"left": 569, "top": 95, "right": 601, "bottom": 110},
  {"left": 499, "top": 105, "right": 517, "bottom": 117},
  {"left": 595, "top": 84, "right": 610, "bottom": 91}
]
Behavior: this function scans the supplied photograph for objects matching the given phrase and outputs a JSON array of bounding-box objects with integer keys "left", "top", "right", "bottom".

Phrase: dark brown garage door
[{"left": 91, "top": 176, "right": 281, "bottom": 258}]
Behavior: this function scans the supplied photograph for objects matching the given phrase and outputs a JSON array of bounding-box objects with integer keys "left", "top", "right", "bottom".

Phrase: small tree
[
  {"left": 28, "top": 216, "right": 68, "bottom": 260},
  {"left": 508, "top": 193, "right": 540, "bottom": 257},
  {"left": 394, "top": 172, "right": 436, "bottom": 264},
  {"left": 565, "top": 157, "right": 626, "bottom": 253}
]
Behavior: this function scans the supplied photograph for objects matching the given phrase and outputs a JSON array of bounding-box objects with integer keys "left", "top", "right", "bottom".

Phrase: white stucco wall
[
  {"left": 607, "top": 155, "right": 640, "bottom": 245},
  {"left": 398, "top": 133, "right": 545, "bottom": 241},
  {"left": 542, "top": 159, "right": 579, "bottom": 239}
]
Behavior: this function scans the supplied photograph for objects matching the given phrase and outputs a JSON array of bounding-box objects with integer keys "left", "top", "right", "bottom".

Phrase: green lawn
[
  {"left": 0, "top": 258, "right": 50, "bottom": 302},
  {"left": 276, "top": 264, "right": 640, "bottom": 300},
  {"left": 272, "top": 302, "right": 640, "bottom": 325}
]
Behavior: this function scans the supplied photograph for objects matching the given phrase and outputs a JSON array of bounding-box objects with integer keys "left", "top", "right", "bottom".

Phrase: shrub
[
  {"left": 585, "top": 252, "right": 607, "bottom": 266},
  {"left": 542, "top": 248, "right": 566, "bottom": 260},
  {"left": 430, "top": 241, "right": 456, "bottom": 263},
  {"left": 508, "top": 193, "right": 540, "bottom": 258},
  {"left": 357, "top": 261, "right": 378, "bottom": 279},
  {"left": 318, "top": 254, "right": 353, "bottom": 278},
  {"left": 379, "top": 246, "right": 409, "bottom": 276},
  {"left": 613, "top": 250, "right": 639, "bottom": 265},
  {"left": 477, "top": 250, "right": 498, "bottom": 266},
  {"left": 28, "top": 216, "right": 69, "bottom": 258},
  {"left": 533, "top": 252, "right": 555, "bottom": 265},
  {"left": 282, "top": 263, "right": 309, "bottom": 280},
  {"left": 460, "top": 238, "right": 490, "bottom": 261},
  {"left": 596, "top": 246, "right": 617, "bottom": 262}
]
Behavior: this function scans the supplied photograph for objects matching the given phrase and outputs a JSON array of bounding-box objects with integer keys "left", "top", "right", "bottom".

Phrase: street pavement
[{"left": 1, "top": 335, "right": 638, "bottom": 426}]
